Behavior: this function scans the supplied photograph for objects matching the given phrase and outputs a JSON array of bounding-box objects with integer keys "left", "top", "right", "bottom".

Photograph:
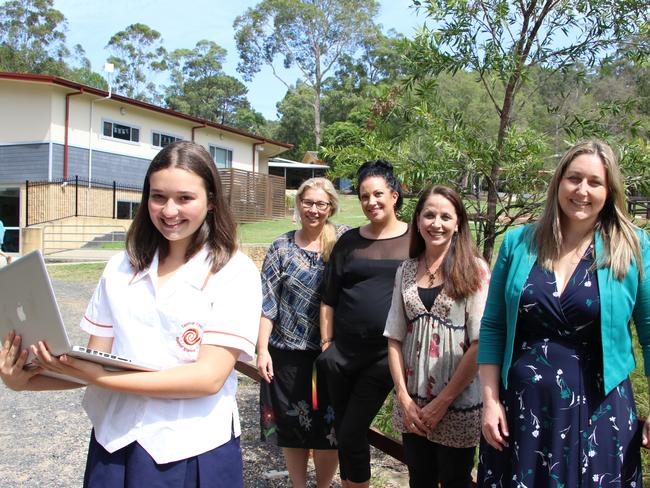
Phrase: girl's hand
[
  {"left": 0, "top": 331, "right": 42, "bottom": 391},
  {"left": 31, "top": 341, "right": 105, "bottom": 383},
  {"left": 256, "top": 348, "right": 274, "bottom": 383},
  {"left": 421, "top": 396, "right": 451, "bottom": 431},
  {"left": 398, "top": 392, "right": 427, "bottom": 437},
  {"left": 642, "top": 414, "right": 650, "bottom": 449},
  {"left": 482, "top": 399, "right": 509, "bottom": 451}
]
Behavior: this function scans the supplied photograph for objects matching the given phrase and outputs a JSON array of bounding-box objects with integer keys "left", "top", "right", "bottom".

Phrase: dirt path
[{"left": 0, "top": 278, "right": 407, "bottom": 487}]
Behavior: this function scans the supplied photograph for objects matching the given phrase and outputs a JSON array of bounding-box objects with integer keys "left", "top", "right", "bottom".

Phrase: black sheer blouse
[{"left": 321, "top": 226, "right": 411, "bottom": 348}]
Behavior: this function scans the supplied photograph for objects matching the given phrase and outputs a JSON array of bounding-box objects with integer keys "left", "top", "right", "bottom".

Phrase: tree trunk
[
  {"left": 314, "top": 51, "right": 322, "bottom": 147},
  {"left": 314, "top": 86, "right": 321, "bottom": 147},
  {"left": 482, "top": 77, "right": 517, "bottom": 263}
]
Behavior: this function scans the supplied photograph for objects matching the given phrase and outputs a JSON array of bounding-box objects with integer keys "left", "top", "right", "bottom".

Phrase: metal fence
[
  {"left": 25, "top": 176, "right": 142, "bottom": 226},
  {"left": 26, "top": 170, "right": 286, "bottom": 226}
]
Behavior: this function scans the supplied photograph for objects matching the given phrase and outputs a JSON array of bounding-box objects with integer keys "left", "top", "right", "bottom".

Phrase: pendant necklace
[{"left": 424, "top": 255, "right": 440, "bottom": 287}]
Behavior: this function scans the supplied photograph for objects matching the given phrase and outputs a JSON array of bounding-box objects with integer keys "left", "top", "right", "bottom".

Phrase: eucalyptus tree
[
  {"left": 405, "top": 0, "right": 649, "bottom": 261},
  {"left": 165, "top": 40, "right": 258, "bottom": 127},
  {"left": 105, "top": 23, "right": 167, "bottom": 102},
  {"left": 234, "top": 0, "right": 380, "bottom": 147},
  {"left": 0, "top": 0, "right": 68, "bottom": 74}
]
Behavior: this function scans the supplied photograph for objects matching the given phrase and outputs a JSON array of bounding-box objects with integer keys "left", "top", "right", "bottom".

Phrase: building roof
[
  {"left": 269, "top": 157, "right": 329, "bottom": 169},
  {"left": 0, "top": 72, "right": 293, "bottom": 154}
]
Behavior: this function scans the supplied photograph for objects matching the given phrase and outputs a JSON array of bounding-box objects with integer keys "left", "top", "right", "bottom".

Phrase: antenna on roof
[{"left": 103, "top": 63, "right": 114, "bottom": 97}]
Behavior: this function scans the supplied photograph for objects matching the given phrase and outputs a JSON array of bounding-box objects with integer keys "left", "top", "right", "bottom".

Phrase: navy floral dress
[{"left": 478, "top": 245, "right": 642, "bottom": 487}]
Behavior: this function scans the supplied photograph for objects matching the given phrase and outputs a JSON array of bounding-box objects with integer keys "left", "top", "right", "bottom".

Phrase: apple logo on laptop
[{"left": 16, "top": 303, "right": 27, "bottom": 322}]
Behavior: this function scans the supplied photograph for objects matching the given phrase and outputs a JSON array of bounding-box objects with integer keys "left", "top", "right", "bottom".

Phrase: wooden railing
[
  {"left": 235, "top": 360, "right": 406, "bottom": 463},
  {"left": 236, "top": 360, "right": 484, "bottom": 486},
  {"left": 628, "top": 196, "right": 650, "bottom": 219}
]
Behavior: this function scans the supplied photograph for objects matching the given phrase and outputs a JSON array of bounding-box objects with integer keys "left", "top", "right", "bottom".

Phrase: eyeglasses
[{"left": 300, "top": 199, "right": 331, "bottom": 211}]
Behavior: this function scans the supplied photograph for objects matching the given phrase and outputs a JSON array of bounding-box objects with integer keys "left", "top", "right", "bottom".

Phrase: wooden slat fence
[{"left": 221, "top": 168, "right": 286, "bottom": 222}]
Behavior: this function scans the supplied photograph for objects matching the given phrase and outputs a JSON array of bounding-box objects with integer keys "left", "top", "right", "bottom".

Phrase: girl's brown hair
[
  {"left": 533, "top": 139, "right": 641, "bottom": 280},
  {"left": 126, "top": 141, "right": 237, "bottom": 273},
  {"left": 410, "top": 185, "right": 485, "bottom": 299}
]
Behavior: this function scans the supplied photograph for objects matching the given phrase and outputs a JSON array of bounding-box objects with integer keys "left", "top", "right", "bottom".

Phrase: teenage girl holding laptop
[{"left": 0, "top": 141, "right": 261, "bottom": 487}]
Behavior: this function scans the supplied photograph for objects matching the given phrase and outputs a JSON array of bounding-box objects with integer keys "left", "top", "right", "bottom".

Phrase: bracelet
[{"left": 320, "top": 338, "right": 333, "bottom": 347}]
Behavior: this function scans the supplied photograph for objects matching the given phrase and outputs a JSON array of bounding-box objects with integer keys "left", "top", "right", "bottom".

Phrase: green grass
[
  {"left": 238, "top": 195, "right": 368, "bottom": 244},
  {"left": 98, "top": 242, "right": 124, "bottom": 249},
  {"left": 630, "top": 329, "right": 650, "bottom": 479},
  {"left": 46, "top": 262, "right": 105, "bottom": 282}
]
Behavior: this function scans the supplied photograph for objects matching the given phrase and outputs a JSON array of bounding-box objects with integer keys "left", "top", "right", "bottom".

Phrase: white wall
[
  {"left": 1, "top": 78, "right": 289, "bottom": 173},
  {"left": 0, "top": 80, "right": 52, "bottom": 143}
]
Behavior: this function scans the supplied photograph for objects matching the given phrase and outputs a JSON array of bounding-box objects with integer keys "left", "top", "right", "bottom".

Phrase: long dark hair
[
  {"left": 126, "top": 141, "right": 237, "bottom": 273},
  {"left": 356, "top": 159, "right": 403, "bottom": 210},
  {"left": 410, "top": 185, "right": 485, "bottom": 299}
]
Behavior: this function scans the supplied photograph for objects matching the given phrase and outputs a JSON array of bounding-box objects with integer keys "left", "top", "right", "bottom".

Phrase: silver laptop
[{"left": 0, "top": 251, "right": 159, "bottom": 381}]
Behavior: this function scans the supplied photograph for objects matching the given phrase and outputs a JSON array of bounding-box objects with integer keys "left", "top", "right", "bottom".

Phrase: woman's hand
[
  {"left": 398, "top": 391, "right": 427, "bottom": 437},
  {"left": 256, "top": 348, "right": 274, "bottom": 383},
  {"left": 421, "top": 396, "right": 451, "bottom": 431},
  {"left": 0, "top": 331, "right": 42, "bottom": 391},
  {"left": 482, "top": 399, "right": 509, "bottom": 451},
  {"left": 642, "top": 414, "right": 650, "bottom": 449},
  {"left": 31, "top": 341, "right": 105, "bottom": 384}
]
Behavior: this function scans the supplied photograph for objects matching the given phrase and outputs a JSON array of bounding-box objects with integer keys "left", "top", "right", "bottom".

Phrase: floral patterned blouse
[
  {"left": 384, "top": 257, "right": 490, "bottom": 448},
  {"left": 261, "top": 225, "right": 349, "bottom": 351}
]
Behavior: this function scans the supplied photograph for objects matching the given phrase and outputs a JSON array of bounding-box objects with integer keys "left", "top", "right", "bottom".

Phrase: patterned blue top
[{"left": 262, "top": 225, "right": 349, "bottom": 351}]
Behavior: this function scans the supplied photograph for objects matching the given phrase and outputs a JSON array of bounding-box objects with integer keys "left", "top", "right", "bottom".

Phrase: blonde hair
[
  {"left": 296, "top": 177, "right": 340, "bottom": 262},
  {"left": 534, "top": 139, "right": 641, "bottom": 280}
]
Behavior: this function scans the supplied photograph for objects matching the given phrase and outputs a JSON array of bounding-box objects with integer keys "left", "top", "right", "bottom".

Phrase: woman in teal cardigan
[{"left": 477, "top": 139, "right": 650, "bottom": 486}]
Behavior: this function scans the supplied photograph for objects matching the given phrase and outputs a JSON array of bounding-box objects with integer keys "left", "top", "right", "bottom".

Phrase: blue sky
[{"left": 51, "top": 0, "right": 427, "bottom": 120}]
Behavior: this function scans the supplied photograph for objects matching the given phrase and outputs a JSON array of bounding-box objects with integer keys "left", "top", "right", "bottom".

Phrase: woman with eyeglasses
[
  {"left": 257, "top": 177, "right": 349, "bottom": 488},
  {"left": 317, "top": 160, "right": 411, "bottom": 488}
]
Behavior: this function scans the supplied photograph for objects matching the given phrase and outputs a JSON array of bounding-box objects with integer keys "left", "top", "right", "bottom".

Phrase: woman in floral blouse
[
  {"left": 257, "top": 177, "right": 348, "bottom": 488},
  {"left": 384, "top": 185, "right": 489, "bottom": 488}
]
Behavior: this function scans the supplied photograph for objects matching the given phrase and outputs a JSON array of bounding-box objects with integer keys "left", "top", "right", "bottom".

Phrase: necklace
[
  {"left": 423, "top": 255, "right": 441, "bottom": 287},
  {"left": 562, "top": 232, "right": 594, "bottom": 265}
]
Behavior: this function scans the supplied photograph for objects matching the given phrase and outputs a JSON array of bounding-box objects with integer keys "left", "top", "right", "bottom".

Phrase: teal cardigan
[{"left": 477, "top": 225, "right": 650, "bottom": 395}]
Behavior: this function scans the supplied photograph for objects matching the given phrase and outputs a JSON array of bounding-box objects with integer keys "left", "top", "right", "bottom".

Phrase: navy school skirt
[{"left": 83, "top": 429, "right": 243, "bottom": 488}]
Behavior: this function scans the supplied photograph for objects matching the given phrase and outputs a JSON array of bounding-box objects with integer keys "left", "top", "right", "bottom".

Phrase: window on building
[
  {"left": 209, "top": 145, "right": 233, "bottom": 168},
  {"left": 152, "top": 131, "right": 181, "bottom": 148},
  {"left": 116, "top": 200, "right": 140, "bottom": 219},
  {"left": 103, "top": 120, "right": 140, "bottom": 143}
]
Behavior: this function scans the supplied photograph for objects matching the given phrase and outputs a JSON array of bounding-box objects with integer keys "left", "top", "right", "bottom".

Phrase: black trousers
[
  {"left": 316, "top": 341, "right": 394, "bottom": 483},
  {"left": 402, "top": 433, "right": 475, "bottom": 488}
]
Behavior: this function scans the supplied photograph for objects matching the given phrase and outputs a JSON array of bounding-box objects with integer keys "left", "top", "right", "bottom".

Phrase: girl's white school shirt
[{"left": 79, "top": 247, "right": 261, "bottom": 464}]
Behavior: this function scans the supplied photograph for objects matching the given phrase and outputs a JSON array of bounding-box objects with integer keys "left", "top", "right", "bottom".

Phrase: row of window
[{"left": 101, "top": 120, "right": 233, "bottom": 168}]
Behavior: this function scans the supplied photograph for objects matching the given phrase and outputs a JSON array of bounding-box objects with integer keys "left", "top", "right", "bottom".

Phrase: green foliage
[
  {"left": 372, "top": 393, "right": 399, "bottom": 440},
  {"left": 273, "top": 82, "right": 318, "bottom": 160},
  {"left": 166, "top": 40, "right": 248, "bottom": 125},
  {"left": 0, "top": 0, "right": 69, "bottom": 74},
  {"left": 393, "top": 0, "right": 648, "bottom": 261},
  {"left": 397, "top": 197, "right": 417, "bottom": 224},
  {"left": 163, "top": 39, "right": 269, "bottom": 132},
  {"left": 105, "top": 23, "right": 167, "bottom": 102},
  {"left": 234, "top": 0, "right": 381, "bottom": 146}
]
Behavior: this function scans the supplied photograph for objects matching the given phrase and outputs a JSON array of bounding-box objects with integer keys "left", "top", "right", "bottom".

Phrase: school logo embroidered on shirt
[{"left": 176, "top": 322, "right": 202, "bottom": 353}]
